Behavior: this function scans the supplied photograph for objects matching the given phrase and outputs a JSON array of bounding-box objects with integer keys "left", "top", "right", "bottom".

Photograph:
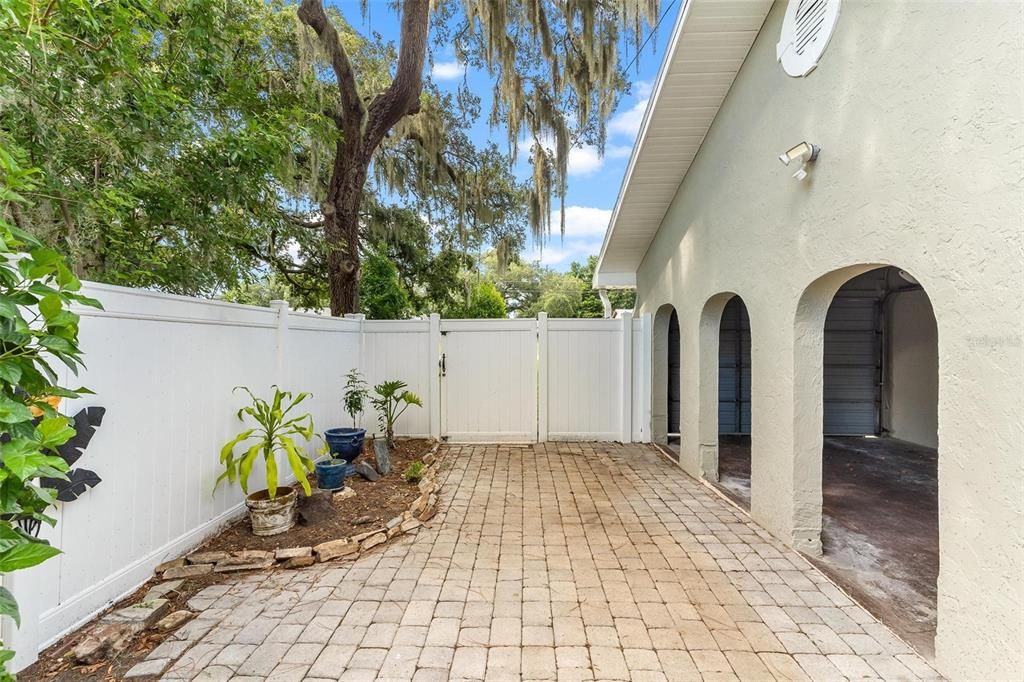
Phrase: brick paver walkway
[{"left": 140, "top": 443, "right": 941, "bottom": 681}]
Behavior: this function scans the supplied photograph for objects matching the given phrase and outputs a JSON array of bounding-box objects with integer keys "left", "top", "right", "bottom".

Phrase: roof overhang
[{"left": 593, "top": 0, "right": 773, "bottom": 290}]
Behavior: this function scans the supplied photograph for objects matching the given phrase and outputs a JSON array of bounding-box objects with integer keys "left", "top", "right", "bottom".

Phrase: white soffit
[{"left": 594, "top": 0, "right": 773, "bottom": 288}]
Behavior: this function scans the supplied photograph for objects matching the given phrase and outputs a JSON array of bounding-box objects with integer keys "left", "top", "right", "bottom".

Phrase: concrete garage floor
[
  {"left": 713, "top": 435, "right": 939, "bottom": 659},
  {"left": 715, "top": 436, "right": 752, "bottom": 510}
]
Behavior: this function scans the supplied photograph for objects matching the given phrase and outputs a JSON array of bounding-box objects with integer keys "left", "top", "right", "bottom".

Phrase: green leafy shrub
[
  {"left": 403, "top": 461, "right": 425, "bottom": 483},
  {"left": 360, "top": 251, "right": 409, "bottom": 319},
  {"left": 448, "top": 280, "right": 506, "bottom": 319},
  {"left": 217, "top": 387, "right": 317, "bottom": 498},
  {"left": 371, "top": 380, "right": 422, "bottom": 447},
  {"left": 343, "top": 368, "right": 368, "bottom": 427},
  {"left": 0, "top": 145, "right": 101, "bottom": 673}
]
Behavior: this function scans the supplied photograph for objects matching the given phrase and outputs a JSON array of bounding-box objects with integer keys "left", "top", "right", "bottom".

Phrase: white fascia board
[
  {"left": 593, "top": 0, "right": 695, "bottom": 288},
  {"left": 592, "top": 271, "right": 637, "bottom": 290}
]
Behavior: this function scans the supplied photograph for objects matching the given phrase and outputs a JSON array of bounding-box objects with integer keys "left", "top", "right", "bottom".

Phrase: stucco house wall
[
  {"left": 887, "top": 290, "right": 939, "bottom": 448},
  {"left": 631, "top": 1, "right": 1022, "bottom": 679}
]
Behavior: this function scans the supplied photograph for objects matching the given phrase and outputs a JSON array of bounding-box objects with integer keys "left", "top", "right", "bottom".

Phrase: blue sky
[{"left": 339, "top": 1, "right": 681, "bottom": 270}]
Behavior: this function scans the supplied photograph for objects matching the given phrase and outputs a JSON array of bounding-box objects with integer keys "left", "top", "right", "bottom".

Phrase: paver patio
[{"left": 137, "top": 443, "right": 941, "bottom": 681}]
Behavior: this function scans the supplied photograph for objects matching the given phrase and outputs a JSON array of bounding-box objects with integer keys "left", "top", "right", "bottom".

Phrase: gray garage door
[
  {"left": 715, "top": 272, "right": 885, "bottom": 437},
  {"left": 823, "top": 270, "right": 885, "bottom": 435},
  {"left": 719, "top": 297, "right": 751, "bottom": 434}
]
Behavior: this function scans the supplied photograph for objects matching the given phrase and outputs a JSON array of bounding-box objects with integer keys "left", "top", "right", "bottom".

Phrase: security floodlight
[
  {"left": 778, "top": 142, "right": 819, "bottom": 181},
  {"left": 778, "top": 142, "right": 819, "bottom": 165}
]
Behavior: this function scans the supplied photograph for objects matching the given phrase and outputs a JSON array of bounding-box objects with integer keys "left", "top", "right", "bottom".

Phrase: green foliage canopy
[
  {"left": 0, "top": 0, "right": 531, "bottom": 308},
  {"left": 222, "top": 275, "right": 305, "bottom": 310},
  {"left": 360, "top": 250, "right": 410, "bottom": 320},
  {"left": 449, "top": 280, "right": 507, "bottom": 319},
  {"left": 0, "top": 129, "right": 100, "bottom": 674},
  {"left": 528, "top": 272, "right": 584, "bottom": 318},
  {"left": 569, "top": 256, "right": 636, "bottom": 318}
]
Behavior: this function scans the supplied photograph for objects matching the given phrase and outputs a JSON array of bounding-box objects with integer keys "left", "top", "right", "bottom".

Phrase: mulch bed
[
  {"left": 19, "top": 573, "right": 223, "bottom": 682},
  {"left": 196, "top": 437, "right": 432, "bottom": 553},
  {"left": 19, "top": 438, "right": 434, "bottom": 681}
]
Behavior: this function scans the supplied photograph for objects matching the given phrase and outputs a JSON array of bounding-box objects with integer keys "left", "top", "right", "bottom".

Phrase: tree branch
[
  {"left": 297, "top": 0, "right": 365, "bottom": 131},
  {"left": 404, "top": 131, "right": 459, "bottom": 185},
  {"left": 5, "top": 202, "right": 26, "bottom": 230},
  {"left": 278, "top": 209, "right": 325, "bottom": 229},
  {"left": 230, "top": 236, "right": 318, "bottom": 295},
  {"left": 365, "top": 0, "right": 431, "bottom": 148}
]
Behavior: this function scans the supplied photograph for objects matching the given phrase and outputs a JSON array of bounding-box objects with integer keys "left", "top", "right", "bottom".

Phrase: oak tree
[{"left": 297, "top": 0, "right": 660, "bottom": 314}]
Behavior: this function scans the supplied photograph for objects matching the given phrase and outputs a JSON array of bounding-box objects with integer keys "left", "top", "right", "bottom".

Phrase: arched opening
[
  {"left": 715, "top": 295, "right": 751, "bottom": 509},
  {"left": 811, "top": 266, "right": 939, "bottom": 657},
  {"left": 652, "top": 304, "right": 681, "bottom": 458},
  {"left": 668, "top": 309, "right": 681, "bottom": 445}
]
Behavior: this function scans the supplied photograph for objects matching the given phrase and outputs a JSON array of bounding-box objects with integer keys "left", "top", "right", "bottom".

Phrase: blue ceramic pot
[
  {"left": 314, "top": 459, "right": 347, "bottom": 491},
  {"left": 324, "top": 427, "right": 365, "bottom": 462}
]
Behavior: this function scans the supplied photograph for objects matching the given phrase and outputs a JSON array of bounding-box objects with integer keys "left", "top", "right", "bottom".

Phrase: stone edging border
[
  {"left": 155, "top": 441, "right": 445, "bottom": 577},
  {"left": 69, "top": 442, "right": 445, "bottom": 664}
]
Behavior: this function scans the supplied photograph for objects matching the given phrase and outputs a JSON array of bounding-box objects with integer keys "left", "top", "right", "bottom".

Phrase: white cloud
[
  {"left": 519, "top": 135, "right": 607, "bottom": 176},
  {"left": 567, "top": 145, "right": 603, "bottom": 176},
  {"left": 431, "top": 60, "right": 465, "bottom": 80},
  {"left": 606, "top": 79, "right": 653, "bottom": 140},
  {"left": 526, "top": 244, "right": 573, "bottom": 267},
  {"left": 523, "top": 205, "right": 612, "bottom": 268},
  {"left": 606, "top": 144, "right": 633, "bottom": 159},
  {"left": 525, "top": 233, "right": 604, "bottom": 269},
  {"left": 518, "top": 135, "right": 637, "bottom": 176},
  {"left": 635, "top": 79, "right": 654, "bottom": 99},
  {"left": 568, "top": 143, "right": 634, "bottom": 172},
  {"left": 608, "top": 97, "right": 649, "bottom": 138},
  {"left": 551, "top": 205, "right": 612, "bottom": 238}
]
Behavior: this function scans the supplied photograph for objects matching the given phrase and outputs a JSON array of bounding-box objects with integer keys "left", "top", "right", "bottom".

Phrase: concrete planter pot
[{"left": 245, "top": 487, "right": 297, "bottom": 536}]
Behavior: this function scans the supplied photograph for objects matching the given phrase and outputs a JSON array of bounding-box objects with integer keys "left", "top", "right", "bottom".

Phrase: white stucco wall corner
[{"left": 631, "top": 2, "right": 1024, "bottom": 678}]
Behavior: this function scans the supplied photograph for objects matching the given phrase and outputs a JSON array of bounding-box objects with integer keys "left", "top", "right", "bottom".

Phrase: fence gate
[{"left": 439, "top": 319, "right": 538, "bottom": 441}]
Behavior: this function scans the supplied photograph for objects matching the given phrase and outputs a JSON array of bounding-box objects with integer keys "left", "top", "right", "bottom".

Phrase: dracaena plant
[
  {"left": 216, "top": 386, "right": 317, "bottom": 499},
  {"left": 371, "top": 380, "right": 422, "bottom": 448},
  {"left": 0, "top": 145, "right": 100, "bottom": 675}
]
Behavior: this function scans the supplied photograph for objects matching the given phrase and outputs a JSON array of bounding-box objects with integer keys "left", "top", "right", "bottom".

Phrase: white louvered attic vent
[{"left": 776, "top": 0, "right": 841, "bottom": 77}]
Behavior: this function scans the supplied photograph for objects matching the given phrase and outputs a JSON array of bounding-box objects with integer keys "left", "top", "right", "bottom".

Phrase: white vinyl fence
[{"left": 6, "top": 282, "right": 651, "bottom": 670}]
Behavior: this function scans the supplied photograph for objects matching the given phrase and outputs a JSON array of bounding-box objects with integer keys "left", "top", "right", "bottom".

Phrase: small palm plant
[
  {"left": 217, "top": 386, "right": 316, "bottom": 499},
  {"left": 371, "top": 380, "right": 422, "bottom": 447}
]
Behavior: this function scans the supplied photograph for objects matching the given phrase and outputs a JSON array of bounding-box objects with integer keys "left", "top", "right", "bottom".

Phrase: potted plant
[
  {"left": 323, "top": 368, "right": 368, "bottom": 464},
  {"left": 217, "top": 386, "right": 316, "bottom": 536},
  {"left": 372, "top": 379, "right": 423, "bottom": 448}
]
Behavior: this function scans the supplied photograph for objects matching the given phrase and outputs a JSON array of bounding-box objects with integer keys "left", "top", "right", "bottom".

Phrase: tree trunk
[
  {"left": 324, "top": 145, "right": 367, "bottom": 316},
  {"left": 298, "top": 0, "right": 431, "bottom": 316}
]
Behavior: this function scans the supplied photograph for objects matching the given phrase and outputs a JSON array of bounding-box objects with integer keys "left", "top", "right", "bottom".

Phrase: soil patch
[
  {"left": 20, "top": 573, "right": 224, "bottom": 681},
  {"left": 198, "top": 437, "right": 432, "bottom": 553},
  {"left": 19, "top": 438, "right": 434, "bottom": 681}
]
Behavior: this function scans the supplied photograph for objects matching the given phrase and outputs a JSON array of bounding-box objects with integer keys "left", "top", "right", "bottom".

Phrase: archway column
[
  {"left": 742, "top": 298, "right": 816, "bottom": 552},
  {"left": 786, "top": 265, "right": 883, "bottom": 555},
  {"left": 787, "top": 308, "right": 826, "bottom": 555},
  {"left": 697, "top": 294, "right": 734, "bottom": 481}
]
